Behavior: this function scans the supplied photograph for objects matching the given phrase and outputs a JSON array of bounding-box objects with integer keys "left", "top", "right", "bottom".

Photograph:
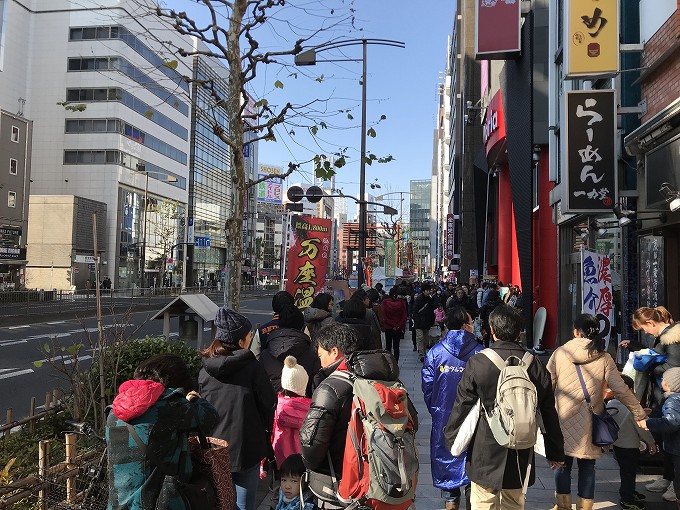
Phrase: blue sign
[
  {"left": 194, "top": 236, "right": 211, "bottom": 248},
  {"left": 243, "top": 144, "right": 251, "bottom": 158}
]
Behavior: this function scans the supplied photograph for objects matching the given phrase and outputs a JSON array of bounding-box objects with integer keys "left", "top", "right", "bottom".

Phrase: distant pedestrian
[
  {"left": 412, "top": 282, "right": 436, "bottom": 362},
  {"left": 381, "top": 287, "right": 408, "bottom": 361},
  {"left": 303, "top": 293, "right": 335, "bottom": 342}
]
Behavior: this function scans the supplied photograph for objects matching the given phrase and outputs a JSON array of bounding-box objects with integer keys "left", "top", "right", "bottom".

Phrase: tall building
[
  {"left": 410, "top": 179, "right": 432, "bottom": 278},
  {"left": 432, "top": 51, "right": 452, "bottom": 278},
  {"left": 0, "top": 0, "right": 237, "bottom": 290}
]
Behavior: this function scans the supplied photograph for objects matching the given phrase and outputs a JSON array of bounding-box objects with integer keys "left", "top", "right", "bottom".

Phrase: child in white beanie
[
  {"left": 639, "top": 367, "right": 680, "bottom": 507},
  {"left": 271, "top": 356, "right": 312, "bottom": 470}
]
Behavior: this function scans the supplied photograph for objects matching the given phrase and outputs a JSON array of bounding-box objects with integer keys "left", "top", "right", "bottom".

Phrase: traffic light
[{"left": 285, "top": 203, "right": 304, "bottom": 212}]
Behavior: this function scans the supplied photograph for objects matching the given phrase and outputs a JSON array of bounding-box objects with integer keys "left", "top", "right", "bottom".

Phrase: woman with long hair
[
  {"left": 547, "top": 313, "right": 646, "bottom": 510},
  {"left": 629, "top": 306, "right": 680, "bottom": 499},
  {"left": 199, "top": 307, "right": 277, "bottom": 510}
]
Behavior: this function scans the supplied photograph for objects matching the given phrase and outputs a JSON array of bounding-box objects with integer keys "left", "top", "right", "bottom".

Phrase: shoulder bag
[{"left": 574, "top": 364, "right": 619, "bottom": 447}]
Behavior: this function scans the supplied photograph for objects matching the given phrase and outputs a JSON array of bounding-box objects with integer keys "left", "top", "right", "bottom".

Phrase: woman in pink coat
[{"left": 272, "top": 356, "right": 312, "bottom": 469}]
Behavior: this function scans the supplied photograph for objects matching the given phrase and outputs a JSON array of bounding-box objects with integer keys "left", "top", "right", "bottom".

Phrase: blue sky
[{"left": 162, "top": 0, "right": 456, "bottom": 210}]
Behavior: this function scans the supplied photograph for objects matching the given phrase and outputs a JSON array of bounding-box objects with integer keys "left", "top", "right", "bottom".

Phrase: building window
[
  {"left": 11, "top": 126, "right": 19, "bottom": 143},
  {"left": 9, "top": 158, "right": 17, "bottom": 175},
  {"left": 7, "top": 191, "right": 16, "bottom": 208}
]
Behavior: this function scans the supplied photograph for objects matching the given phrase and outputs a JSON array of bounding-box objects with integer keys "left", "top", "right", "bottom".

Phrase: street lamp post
[{"left": 295, "top": 38, "right": 404, "bottom": 287}]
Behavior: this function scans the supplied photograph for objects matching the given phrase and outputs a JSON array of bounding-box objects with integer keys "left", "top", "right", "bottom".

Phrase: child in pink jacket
[{"left": 272, "top": 356, "right": 312, "bottom": 469}]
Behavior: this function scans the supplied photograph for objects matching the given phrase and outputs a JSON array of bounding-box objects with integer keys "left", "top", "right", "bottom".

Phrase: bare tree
[{"left": 132, "top": 0, "right": 404, "bottom": 309}]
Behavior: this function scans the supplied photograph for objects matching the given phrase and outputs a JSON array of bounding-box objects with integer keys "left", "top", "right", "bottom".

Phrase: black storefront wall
[{"left": 500, "top": 10, "right": 534, "bottom": 339}]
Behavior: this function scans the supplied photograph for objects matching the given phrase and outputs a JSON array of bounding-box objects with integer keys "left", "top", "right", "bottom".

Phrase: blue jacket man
[{"left": 422, "top": 307, "right": 482, "bottom": 509}]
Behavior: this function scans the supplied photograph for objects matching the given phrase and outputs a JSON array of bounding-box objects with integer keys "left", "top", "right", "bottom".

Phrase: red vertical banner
[
  {"left": 285, "top": 215, "right": 332, "bottom": 309},
  {"left": 445, "top": 214, "right": 455, "bottom": 260}
]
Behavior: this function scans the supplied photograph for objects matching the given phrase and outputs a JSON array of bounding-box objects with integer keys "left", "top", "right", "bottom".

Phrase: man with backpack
[
  {"left": 443, "top": 304, "right": 564, "bottom": 509},
  {"left": 300, "top": 323, "right": 419, "bottom": 509}
]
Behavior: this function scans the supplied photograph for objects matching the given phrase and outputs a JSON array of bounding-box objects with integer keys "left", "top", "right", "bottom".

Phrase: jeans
[
  {"left": 232, "top": 463, "right": 260, "bottom": 510},
  {"left": 385, "top": 329, "right": 402, "bottom": 361},
  {"left": 613, "top": 446, "right": 640, "bottom": 503},
  {"left": 554, "top": 456, "right": 596, "bottom": 500},
  {"left": 443, "top": 484, "right": 470, "bottom": 503}
]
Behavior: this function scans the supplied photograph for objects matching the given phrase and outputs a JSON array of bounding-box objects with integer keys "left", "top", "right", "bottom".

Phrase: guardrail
[{"left": 0, "top": 285, "right": 278, "bottom": 320}]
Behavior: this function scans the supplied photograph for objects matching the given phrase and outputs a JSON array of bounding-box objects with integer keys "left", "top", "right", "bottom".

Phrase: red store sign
[{"left": 484, "top": 89, "right": 506, "bottom": 157}]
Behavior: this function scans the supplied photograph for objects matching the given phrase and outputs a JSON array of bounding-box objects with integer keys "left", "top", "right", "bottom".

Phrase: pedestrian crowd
[{"left": 103, "top": 279, "right": 680, "bottom": 510}]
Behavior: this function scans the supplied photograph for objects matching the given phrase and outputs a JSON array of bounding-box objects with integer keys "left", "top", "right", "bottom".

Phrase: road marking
[
  {"left": 0, "top": 369, "right": 34, "bottom": 380},
  {"left": 0, "top": 340, "right": 28, "bottom": 346},
  {"left": 47, "top": 321, "right": 66, "bottom": 325},
  {"left": 25, "top": 333, "right": 72, "bottom": 340},
  {"left": 7, "top": 325, "right": 30, "bottom": 330},
  {"left": 36, "top": 354, "right": 92, "bottom": 365}
]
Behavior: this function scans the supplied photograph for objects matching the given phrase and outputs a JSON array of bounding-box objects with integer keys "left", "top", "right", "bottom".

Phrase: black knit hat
[{"left": 214, "top": 307, "right": 252, "bottom": 345}]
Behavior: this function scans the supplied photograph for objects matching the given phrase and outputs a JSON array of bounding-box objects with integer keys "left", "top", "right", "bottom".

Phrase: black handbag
[{"left": 575, "top": 364, "right": 620, "bottom": 446}]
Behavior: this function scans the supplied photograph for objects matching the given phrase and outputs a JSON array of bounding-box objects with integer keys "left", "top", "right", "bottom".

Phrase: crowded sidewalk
[{"left": 257, "top": 341, "right": 674, "bottom": 509}]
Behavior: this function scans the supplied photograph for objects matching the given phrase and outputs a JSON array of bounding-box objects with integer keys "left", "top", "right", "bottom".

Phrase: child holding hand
[
  {"left": 638, "top": 367, "right": 680, "bottom": 508},
  {"left": 608, "top": 375, "right": 657, "bottom": 509}
]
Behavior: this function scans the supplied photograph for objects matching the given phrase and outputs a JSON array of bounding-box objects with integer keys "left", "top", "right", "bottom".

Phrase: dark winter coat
[
  {"left": 106, "top": 381, "right": 219, "bottom": 510},
  {"left": 646, "top": 393, "right": 680, "bottom": 455},
  {"left": 422, "top": 329, "right": 483, "bottom": 490},
  {"left": 300, "top": 350, "right": 418, "bottom": 478},
  {"left": 443, "top": 340, "right": 565, "bottom": 490},
  {"left": 652, "top": 323, "right": 680, "bottom": 376},
  {"left": 199, "top": 349, "right": 277, "bottom": 472},
  {"left": 261, "top": 327, "right": 320, "bottom": 397},
  {"left": 303, "top": 307, "right": 335, "bottom": 341},
  {"left": 335, "top": 316, "right": 380, "bottom": 350},
  {"left": 412, "top": 292, "right": 435, "bottom": 330}
]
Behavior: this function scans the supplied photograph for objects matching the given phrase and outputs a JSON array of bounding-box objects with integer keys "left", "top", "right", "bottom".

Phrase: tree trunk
[{"left": 224, "top": 0, "right": 247, "bottom": 310}]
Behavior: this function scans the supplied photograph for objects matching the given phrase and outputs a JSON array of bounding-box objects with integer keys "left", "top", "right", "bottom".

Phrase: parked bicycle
[{"left": 44, "top": 420, "right": 107, "bottom": 510}]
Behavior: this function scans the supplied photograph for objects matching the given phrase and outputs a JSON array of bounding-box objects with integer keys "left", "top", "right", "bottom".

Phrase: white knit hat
[{"left": 281, "top": 356, "right": 309, "bottom": 397}]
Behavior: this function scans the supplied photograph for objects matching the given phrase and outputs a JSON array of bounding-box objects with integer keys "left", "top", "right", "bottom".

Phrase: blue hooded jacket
[{"left": 422, "top": 329, "right": 483, "bottom": 490}]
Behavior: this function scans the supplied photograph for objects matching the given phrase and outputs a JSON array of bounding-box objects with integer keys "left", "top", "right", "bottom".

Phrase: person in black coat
[
  {"left": 479, "top": 289, "right": 503, "bottom": 348},
  {"left": 261, "top": 303, "right": 319, "bottom": 397},
  {"left": 443, "top": 305, "right": 564, "bottom": 509},
  {"left": 335, "top": 294, "right": 378, "bottom": 350},
  {"left": 199, "top": 307, "right": 277, "bottom": 510},
  {"left": 412, "top": 282, "right": 436, "bottom": 361},
  {"left": 300, "top": 323, "right": 418, "bottom": 508}
]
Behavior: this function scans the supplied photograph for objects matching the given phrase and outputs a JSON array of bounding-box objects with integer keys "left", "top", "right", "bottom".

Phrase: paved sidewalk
[{"left": 259, "top": 340, "right": 674, "bottom": 509}]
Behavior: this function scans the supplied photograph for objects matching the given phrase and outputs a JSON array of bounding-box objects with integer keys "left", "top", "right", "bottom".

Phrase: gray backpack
[{"left": 480, "top": 349, "right": 538, "bottom": 450}]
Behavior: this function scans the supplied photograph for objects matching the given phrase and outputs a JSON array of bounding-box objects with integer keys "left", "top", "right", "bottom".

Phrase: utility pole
[{"left": 92, "top": 212, "right": 105, "bottom": 430}]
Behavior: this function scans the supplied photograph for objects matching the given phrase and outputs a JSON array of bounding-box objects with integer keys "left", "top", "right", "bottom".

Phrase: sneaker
[
  {"left": 620, "top": 501, "right": 645, "bottom": 509},
  {"left": 620, "top": 501, "right": 645, "bottom": 510},
  {"left": 646, "top": 478, "right": 671, "bottom": 492},
  {"left": 663, "top": 484, "right": 677, "bottom": 502}
]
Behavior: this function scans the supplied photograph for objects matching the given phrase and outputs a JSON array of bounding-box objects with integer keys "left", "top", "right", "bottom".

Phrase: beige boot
[
  {"left": 576, "top": 497, "right": 593, "bottom": 510},
  {"left": 553, "top": 493, "right": 572, "bottom": 510}
]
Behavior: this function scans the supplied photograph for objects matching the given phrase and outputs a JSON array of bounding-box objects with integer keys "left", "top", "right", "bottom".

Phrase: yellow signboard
[{"left": 566, "top": 0, "right": 619, "bottom": 78}]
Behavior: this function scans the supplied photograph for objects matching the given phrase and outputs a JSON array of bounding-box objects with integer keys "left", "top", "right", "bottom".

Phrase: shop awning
[{"left": 625, "top": 96, "right": 680, "bottom": 155}]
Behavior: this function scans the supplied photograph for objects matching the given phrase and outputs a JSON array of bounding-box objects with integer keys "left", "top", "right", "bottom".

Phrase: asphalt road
[{"left": 0, "top": 296, "right": 275, "bottom": 421}]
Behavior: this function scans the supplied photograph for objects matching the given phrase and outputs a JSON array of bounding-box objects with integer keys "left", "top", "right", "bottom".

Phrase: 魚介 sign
[{"left": 581, "top": 248, "right": 614, "bottom": 347}]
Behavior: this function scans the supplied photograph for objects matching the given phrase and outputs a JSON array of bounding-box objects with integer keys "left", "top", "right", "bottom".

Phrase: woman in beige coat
[{"left": 547, "top": 313, "right": 646, "bottom": 510}]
